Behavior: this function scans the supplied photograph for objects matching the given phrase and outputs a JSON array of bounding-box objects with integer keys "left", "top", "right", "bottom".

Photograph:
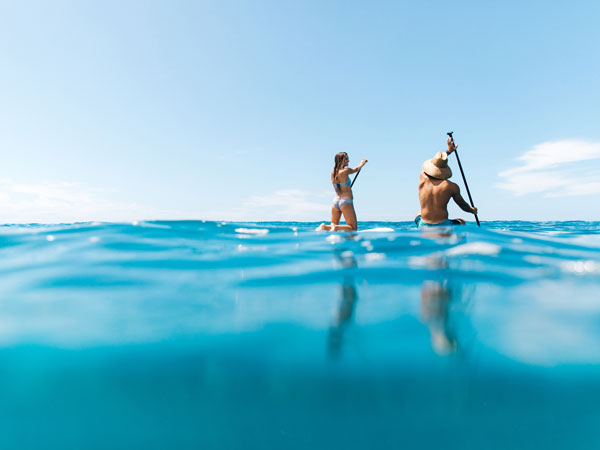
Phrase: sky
[{"left": 1, "top": 0, "right": 599, "bottom": 223}]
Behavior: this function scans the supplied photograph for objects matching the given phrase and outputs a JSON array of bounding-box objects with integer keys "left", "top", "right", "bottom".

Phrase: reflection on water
[
  {"left": 328, "top": 246, "right": 359, "bottom": 359},
  {"left": 327, "top": 241, "right": 461, "bottom": 359},
  {"left": 420, "top": 280, "right": 458, "bottom": 355}
]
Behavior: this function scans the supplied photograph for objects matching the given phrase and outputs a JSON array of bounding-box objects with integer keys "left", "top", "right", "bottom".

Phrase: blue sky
[{"left": 1, "top": 0, "right": 599, "bottom": 223}]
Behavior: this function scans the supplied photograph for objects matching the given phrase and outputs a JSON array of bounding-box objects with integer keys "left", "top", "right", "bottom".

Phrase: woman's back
[{"left": 332, "top": 169, "right": 353, "bottom": 198}]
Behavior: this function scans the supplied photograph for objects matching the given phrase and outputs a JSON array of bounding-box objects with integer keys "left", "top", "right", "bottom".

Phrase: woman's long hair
[{"left": 332, "top": 152, "right": 348, "bottom": 182}]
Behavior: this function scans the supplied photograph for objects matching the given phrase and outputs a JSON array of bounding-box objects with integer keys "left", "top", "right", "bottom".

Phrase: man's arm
[{"left": 451, "top": 184, "right": 478, "bottom": 214}]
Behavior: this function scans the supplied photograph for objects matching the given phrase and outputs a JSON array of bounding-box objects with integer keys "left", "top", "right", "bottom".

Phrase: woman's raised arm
[{"left": 346, "top": 159, "right": 367, "bottom": 174}]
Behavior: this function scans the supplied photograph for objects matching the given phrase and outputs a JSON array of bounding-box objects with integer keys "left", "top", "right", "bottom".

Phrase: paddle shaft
[
  {"left": 451, "top": 144, "right": 480, "bottom": 227},
  {"left": 350, "top": 169, "right": 361, "bottom": 188}
]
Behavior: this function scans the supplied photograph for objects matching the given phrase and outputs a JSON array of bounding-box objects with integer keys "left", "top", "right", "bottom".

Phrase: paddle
[
  {"left": 350, "top": 159, "right": 367, "bottom": 188},
  {"left": 350, "top": 169, "right": 361, "bottom": 188},
  {"left": 446, "top": 132, "right": 480, "bottom": 227}
]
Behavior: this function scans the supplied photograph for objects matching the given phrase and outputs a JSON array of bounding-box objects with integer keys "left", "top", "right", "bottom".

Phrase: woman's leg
[
  {"left": 334, "top": 203, "right": 357, "bottom": 231},
  {"left": 331, "top": 206, "right": 342, "bottom": 225},
  {"left": 318, "top": 206, "right": 343, "bottom": 231}
]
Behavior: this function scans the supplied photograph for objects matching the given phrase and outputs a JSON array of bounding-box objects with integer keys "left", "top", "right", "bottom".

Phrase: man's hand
[
  {"left": 360, "top": 159, "right": 368, "bottom": 167},
  {"left": 447, "top": 138, "right": 457, "bottom": 154},
  {"left": 471, "top": 206, "right": 478, "bottom": 215}
]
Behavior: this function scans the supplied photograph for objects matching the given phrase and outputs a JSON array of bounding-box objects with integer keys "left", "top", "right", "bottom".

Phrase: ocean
[{"left": 1, "top": 220, "right": 599, "bottom": 449}]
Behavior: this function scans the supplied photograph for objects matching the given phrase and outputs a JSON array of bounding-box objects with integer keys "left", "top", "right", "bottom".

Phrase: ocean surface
[{"left": 1, "top": 220, "right": 600, "bottom": 449}]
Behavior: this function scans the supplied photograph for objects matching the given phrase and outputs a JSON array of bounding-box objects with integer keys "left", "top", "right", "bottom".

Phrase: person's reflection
[
  {"left": 420, "top": 280, "right": 458, "bottom": 355},
  {"left": 328, "top": 249, "right": 358, "bottom": 359}
]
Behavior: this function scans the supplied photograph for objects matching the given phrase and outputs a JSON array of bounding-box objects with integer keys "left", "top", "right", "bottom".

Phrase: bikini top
[{"left": 333, "top": 178, "right": 352, "bottom": 188}]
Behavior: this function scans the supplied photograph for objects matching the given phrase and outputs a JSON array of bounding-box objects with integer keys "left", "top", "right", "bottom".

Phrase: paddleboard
[{"left": 358, "top": 227, "right": 395, "bottom": 233}]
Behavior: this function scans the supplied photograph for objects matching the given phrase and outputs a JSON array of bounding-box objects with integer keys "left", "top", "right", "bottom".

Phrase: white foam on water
[
  {"left": 326, "top": 234, "right": 343, "bottom": 244},
  {"left": 541, "top": 230, "right": 564, "bottom": 236},
  {"left": 139, "top": 222, "right": 171, "bottom": 229},
  {"left": 365, "top": 253, "right": 386, "bottom": 262},
  {"left": 561, "top": 260, "right": 600, "bottom": 274},
  {"left": 359, "top": 227, "right": 395, "bottom": 233},
  {"left": 566, "top": 235, "right": 600, "bottom": 248},
  {"left": 237, "top": 244, "right": 268, "bottom": 252},
  {"left": 523, "top": 255, "right": 544, "bottom": 265},
  {"left": 360, "top": 240, "right": 374, "bottom": 251},
  {"left": 445, "top": 242, "right": 501, "bottom": 257},
  {"left": 235, "top": 228, "right": 269, "bottom": 236}
]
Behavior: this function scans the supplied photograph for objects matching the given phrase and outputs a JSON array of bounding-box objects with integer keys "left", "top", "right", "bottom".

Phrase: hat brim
[{"left": 422, "top": 160, "right": 452, "bottom": 180}]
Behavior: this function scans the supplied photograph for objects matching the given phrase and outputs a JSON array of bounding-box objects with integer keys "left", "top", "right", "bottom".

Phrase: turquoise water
[{"left": 1, "top": 220, "right": 600, "bottom": 449}]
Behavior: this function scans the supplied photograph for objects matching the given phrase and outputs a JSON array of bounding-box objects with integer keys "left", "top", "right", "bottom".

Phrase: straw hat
[{"left": 422, "top": 152, "right": 452, "bottom": 180}]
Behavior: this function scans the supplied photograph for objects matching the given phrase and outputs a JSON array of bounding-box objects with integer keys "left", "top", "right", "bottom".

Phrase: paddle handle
[{"left": 453, "top": 148, "right": 480, "bottom": 226}]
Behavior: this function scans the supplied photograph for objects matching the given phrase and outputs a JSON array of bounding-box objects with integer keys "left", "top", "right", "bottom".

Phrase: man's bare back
[{"left": 417, "top": 139, "right": 477, "bottom": 225}]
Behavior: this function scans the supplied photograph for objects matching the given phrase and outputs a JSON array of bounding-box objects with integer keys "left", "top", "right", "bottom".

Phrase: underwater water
[{"left": 1, "top": 220, "right": 600, "bottom": 449}]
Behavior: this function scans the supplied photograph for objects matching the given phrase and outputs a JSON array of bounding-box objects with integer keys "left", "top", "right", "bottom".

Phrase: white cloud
[
  {"left": 0, "top": 179, "right": 186, "bottom": 223},
  {"left": 208, "top": 189, "right": 331, "bottom": 221},
  {"left": 497, "top": 140, "right": 600, "bottom": 197}
]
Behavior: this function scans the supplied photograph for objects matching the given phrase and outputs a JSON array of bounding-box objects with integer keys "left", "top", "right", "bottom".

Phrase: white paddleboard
[{"left": 358, "top": 227, "right": 395, "bottom": 233}]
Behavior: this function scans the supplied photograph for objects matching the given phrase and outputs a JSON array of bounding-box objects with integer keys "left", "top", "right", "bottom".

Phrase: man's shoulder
[
  {"left": 443, "top": 180, "right": 459, "bottom": 192},
  {"left": 432, "top": 179, "right": 457, "bottom": 191}
]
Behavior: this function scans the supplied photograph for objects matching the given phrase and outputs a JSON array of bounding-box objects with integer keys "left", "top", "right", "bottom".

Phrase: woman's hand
[{"left": 350, "top": 158, "right": 368, "bottom": 173}]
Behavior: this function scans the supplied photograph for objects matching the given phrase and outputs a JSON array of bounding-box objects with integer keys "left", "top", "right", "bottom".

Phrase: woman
[{"left": 317, "top": 152, "right": 367, "bottom": 231}]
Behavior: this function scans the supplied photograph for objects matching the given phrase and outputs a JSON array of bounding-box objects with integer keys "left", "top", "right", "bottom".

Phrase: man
[{"left": 415, "top": 138, "right": 478, "bottom": 227}]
